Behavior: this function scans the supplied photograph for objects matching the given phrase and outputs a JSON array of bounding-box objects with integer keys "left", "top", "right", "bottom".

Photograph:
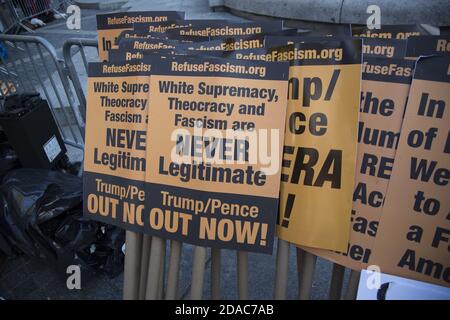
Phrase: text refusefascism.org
[
  {"left": 170, "top": 61, "right": 266, "bottom": 77},
  {"left": 234, "top": 47, "right": 344, "bottom": 62},
  {"left": 106, "top": 15, "right": 168, "bottom": 26},
  {"left": 179, "top": 26, "right": 262, "bottom": 37}
]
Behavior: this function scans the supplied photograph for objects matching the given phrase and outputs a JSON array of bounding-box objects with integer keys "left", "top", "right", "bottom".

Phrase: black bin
[{"left": 0, "top": 93, "right": 67, "bottom": 169}]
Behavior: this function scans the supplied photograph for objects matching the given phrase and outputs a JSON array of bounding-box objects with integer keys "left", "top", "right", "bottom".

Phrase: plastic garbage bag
[
  {"left": 0, "top": 143, "right": 20, "bottom": 177},
  {"left": 0, "top": 230, "right": 13, "bottom": 256},
  {"left": 0, "top": 168, "right": 124, "bottom": 277}
]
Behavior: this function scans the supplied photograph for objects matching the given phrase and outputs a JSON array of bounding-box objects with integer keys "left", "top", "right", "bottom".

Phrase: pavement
[
  {"left": 214, "top": 0, "right": 450, "bottom": 26},
  {"left": 26, "top": 0, "right": 246, "bottom": 52},
  {"left": 1, "top": 241, "right": 347, "bottom": 299},
  {"left": 0, "top": 0, "right": 348, "bottom": 300}
]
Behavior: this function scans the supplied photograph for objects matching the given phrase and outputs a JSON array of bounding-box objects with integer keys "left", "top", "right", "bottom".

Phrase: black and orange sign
[
  {"left": 143, "top": 56, "right": 289, "bottom": 253},
  {"left": 362, "top": 38, "right": 407, "bottom": 59},
  {"left": 165, "top": 21, "right": 283, "bottom": 38},
  {"left": 406, "top": 35, "right": 450, "bottom": 58},
  {"left": 96, "top": 11, "right": 184, "bottom": 61},
  {"left": 83, "top": 59, "right": 154, "bottom": 232},
  {"left": 351, "top": 24, "right": 429, "bottom": 40},
  {"left": 369, "top": 56, "right": 450, "bottom": 287},
  {"left": 178, "top": 36, "right": 265, "bottom": 52},
  {"left": 108, "top": 38, "right": 178, "bottom": 62}
]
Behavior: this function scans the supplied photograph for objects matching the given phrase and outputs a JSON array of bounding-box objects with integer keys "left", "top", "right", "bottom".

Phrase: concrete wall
[{"left": 212, "top": 0, "right": 450, "bottom": 26}]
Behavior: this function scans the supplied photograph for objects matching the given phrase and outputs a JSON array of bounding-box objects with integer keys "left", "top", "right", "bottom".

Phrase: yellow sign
[
  {"left": 307, "top": 57, "right": 414, "bottom": 268},
  {"left": 370, "top": 56, "right": 450, "bottom": 287},
  {"left": 272, "top": 40, "right": 362, "bottom": 252}
]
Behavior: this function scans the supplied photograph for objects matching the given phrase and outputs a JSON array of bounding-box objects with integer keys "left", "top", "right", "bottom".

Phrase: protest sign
[
  {"left": 133, "top": 19, "right": 228, "bottom": 36},
  {"left": 264, "top": 36, "right": 305, "bottom": 48},
  {"left": 224, "top": 47, "right": 280, "bottom": 61},
  {"left": 223, "top": 46, "right": 297, "bottom": 61},
  {"left": 108, "top": 38, "right": 179, "bottom": 62},
  {"left": 267, "top": 37, "right": 406, "bottom": 60},
  {"left": 406, "top": 35, "right": 450, "bottom": 58},
  {"left": 266, "top": 36, "right": 406, "bottom": 60},
  {"left": 306, "top": 57, "right": 414, "bottom": 268},
  {"left": 267, "top": 39, "right": 362, "bottom": 252},
  {"left": 143, "top": 56, "right": 289, "bottom": 253},
  {"left": 362, "top": 38, "right": 407, "bottom": 59},
  {"left": 83, "top": 59, "right": 155, "bottom": 232},
  {"left": 166, "top": 21, "right": 283, "bottom": 38},
  {"left": 297, "top": 25, "right": 351, "bottom": 37},
  {"left": 114, "top": 21, "right": 184, "bottom": 45},
  {"left": 179, "top": 36, "right": 265, "bottom": 52},
  {"left": 96, "top": 11, "right": 184, "bottom": 61},
  {"left": 369, "top": 55, "right": 450, "bottom": 287},
  {"left": 352, "top": 24, "right": 430, "bottom": 39}
]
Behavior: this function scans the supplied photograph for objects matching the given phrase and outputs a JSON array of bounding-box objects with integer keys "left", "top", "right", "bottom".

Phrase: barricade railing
[
  {"left": 62, "top": 37, "right": 98, "bottom": 122},
  {"left": 0, "top": 33, "right": 84, "bottom": 149},
  {"left": 1, "top": 0, "right": 73, "bottom": 33},
  {"left": 0, "top": 1, "right": 18, "bottom": 34}
]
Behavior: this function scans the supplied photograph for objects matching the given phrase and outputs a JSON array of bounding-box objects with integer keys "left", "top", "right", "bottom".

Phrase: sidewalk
[{"left": 28, "top": 0, "right": 245, "bottom": 52}]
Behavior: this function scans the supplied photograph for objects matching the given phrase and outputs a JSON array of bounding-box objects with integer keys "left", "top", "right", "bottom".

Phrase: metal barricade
[
  {"left": 0, "top": 1, "right": 18, "bottom": 33},
  {"left": 1, "top": 0, "right": 73, "bottom": 33},
  {"left": 62, "top": 37, "right": 98, "bottom": 121},
  {"left": 0, "top": 33, "right": 84, "bottom": 149}
]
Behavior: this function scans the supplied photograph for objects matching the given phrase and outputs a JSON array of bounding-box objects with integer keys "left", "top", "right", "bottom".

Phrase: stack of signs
[
  {"left": 308, "top": 29, "right": 450, "bottom": 288},
  {"left": 307, "top": 50, "right": 414, "bottom": 267},
  {"left": 85, "top": 11, "right": 291, "bottom": 254},
  {"left": 369, "top": 55, "right": 449, "bottom": 287},
  {"left": 96, "top": 11, "right": 184, "bottom": 61},
  {"left": 84, "top": 11, "right": 449, "bottom": 289}
]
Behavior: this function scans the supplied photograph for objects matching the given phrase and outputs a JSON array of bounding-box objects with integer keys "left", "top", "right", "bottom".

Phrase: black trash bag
[
  {"left": 0, "top": 168, "right": 124, "bottom": 277},
  {"left": 54, "top": 154, "right": 82, "bottom": 177},
  {"left": 0, "top": 143, "right": 20, "bottom": 177},
  {"left": 0, "top": 169, "right": 80, "bottom": 259},
  {"left": 50, "top": 209, "right": 125, "bottom": 278},
  {"left": 90, "top": 225, "right": 125, "bottom": 278},
  {"left": 0, "top": 229, "right": 13, "bottom": 256}
]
